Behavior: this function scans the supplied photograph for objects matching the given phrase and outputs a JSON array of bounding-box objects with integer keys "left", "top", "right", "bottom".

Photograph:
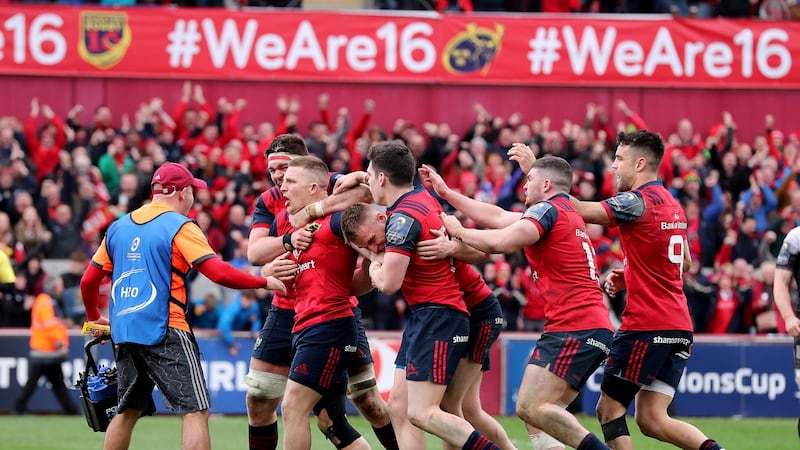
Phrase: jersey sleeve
[
  {"left": 90, "top": 238, "right": 113, "bottom": 272},
  {"left": 520, "top": 201, "right": 558, "bottom": 237},
  {"left": 251, "top": 193, "right": 276, "bottom": 231},
  {"left": 385, "top": 212, "right": 422, "bottom": 255},
  {"left": 603, "top": 191, "right": 646, "bottom": 225},
  {"left": 330, "top": 211, "right": 345, "bottom": 240},
  {"left": 777, "top": 227, "right": 800, "bottom": 271},
  {"left": 328, "top": 173, "right": 343, "bottom": 194},
  {"left": 268, "top": 217, "right": 279, "bottom": 237},
  {"left": 174, "top": 222, "right": 217, "bottom": 268}
]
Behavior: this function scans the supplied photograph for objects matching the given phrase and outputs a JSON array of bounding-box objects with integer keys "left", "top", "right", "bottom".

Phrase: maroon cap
[{"left": 151, "top": 162, "right": 207, "bottom": 194}]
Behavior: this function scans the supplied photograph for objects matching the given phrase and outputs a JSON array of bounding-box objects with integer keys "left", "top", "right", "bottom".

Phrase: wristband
[
  {"left": 282, "top": 232, "right": 294, "bottom": 251},
  {"left": 305, "top": 200, "right": 324, "bottom": 219},
  {"left": 452, "top": 227, "right": 465, "bottom": 242}
]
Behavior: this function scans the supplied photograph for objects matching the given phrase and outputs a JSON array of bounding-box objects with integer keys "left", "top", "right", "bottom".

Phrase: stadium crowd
[
  {"left": 0, "top": 81, "right": 795, "bottom": 339},
  {"left": 1, "top": 0, "right": 797, "bottom": 18}
]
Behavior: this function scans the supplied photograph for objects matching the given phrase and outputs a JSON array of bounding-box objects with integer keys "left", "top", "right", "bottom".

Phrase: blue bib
[{"left": 105, "top": 210, "right": 190, "bottom": 345}]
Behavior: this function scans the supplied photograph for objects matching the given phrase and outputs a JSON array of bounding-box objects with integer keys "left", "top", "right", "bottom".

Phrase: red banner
[{"left": 0, "top": 6, "right": 797, "bottom": 88}]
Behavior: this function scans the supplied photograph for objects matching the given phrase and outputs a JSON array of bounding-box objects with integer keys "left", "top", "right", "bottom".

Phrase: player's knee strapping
[
  {"left": 347, "top": 366, "right": 377, "bottom": 400},
  {"left": 601, "top": 415, "right": 630, "bottom": 442},
  {"left": 529, "top": 430, "right": 564, "bottom": 450},
  {"left": 600, "top": 374, "right": 639, "bottom": 409},
  {"left": 245, "top": 369, "right": 287, "bottom": 399},
  {"left": 317, "top": 393, "right": 362, "bottom": 449}
]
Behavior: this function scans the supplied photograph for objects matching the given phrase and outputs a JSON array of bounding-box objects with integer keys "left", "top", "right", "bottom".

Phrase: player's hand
[
  {"left": 262, "top": 252, "right": 296, "bottom": 281},
  {"left": 289, "top": 208, "right": 311, "bottom": 229},
  {"left": 785, "top": 316, "right": 800, "bottom": 337},
  {"left": 439, "top": 212, "right": 463, "bottom": 236},
  {"left": 333, "top": 171, "right": 367, "bottom": 195},
  {"left": 507, "top": 142, "right": 536, "bottom": 174},
  {"left": 264, "top": 276, "right": 287, "bottom": 295},
  {"left": 350, "top": 243, "right": 384, "bottom": 264},
  {"left": 368, "top": 260, "right": 382, "bottom": 284},
  {"left": 417, "top": 228, "right": 456, "bottom": 260},
  {"left": 603, "top": 269, "right": 625, "bottom": 297},
  {"left": 418, "top": 164, "right": 451, "bottom": 199},
  {"left": 292, "top": 228, "right": 314, "bottom": 251}
]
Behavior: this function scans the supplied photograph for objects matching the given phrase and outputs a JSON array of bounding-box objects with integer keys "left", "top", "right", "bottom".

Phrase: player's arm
[
  {"left": 369, "top": 252, "right": 410, "bottom": 294},
  {"left": 247, "top": 227, "right": 287, "bottom": 266},
  {"left": 247, "top": 195, "right": 288, "bottom": 265},
  {"left": 418, "top": 164, "right": 519, "bottom": 229},
  {"left": 417, "top": 228, "right": 486, "bottom": 263},
  {"left": 773, "top": 268, "right": 799, "bottom": 336},
  {"left": 442, "top": 213, "right": 539, "bottom": 255},
  {"left": 774, "top": 229, "right": 800, "bottom": 336},
  {"left": 351, "top": 257, "right": 375, "bottom": 296},
  {"left": 570, "top": 197, "right": 613, "bottom": 226},
  {"left": 292, "top": 182, "right": 372, "bottom": 228}
]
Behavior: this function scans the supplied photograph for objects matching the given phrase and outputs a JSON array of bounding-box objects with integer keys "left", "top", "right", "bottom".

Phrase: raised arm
[
  {"left": 290, "top": 184, "right": 372, "bottom": 229},
  {"left": 418, "top": 164, "right": 520, "bottom": 229},
  {"left": 441, "top": 212, "right": 539, "bottom": 255},
  {"left": 417, "top": 228, "right": 485, "bottom": 264},
  {"left": 570, "top": 197, "right": 613, "bottom": 227}
]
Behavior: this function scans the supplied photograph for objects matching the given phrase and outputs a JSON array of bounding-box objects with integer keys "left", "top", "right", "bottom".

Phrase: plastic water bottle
[{"left": 87, "top": 365, "right": 115, "bottom": 402}]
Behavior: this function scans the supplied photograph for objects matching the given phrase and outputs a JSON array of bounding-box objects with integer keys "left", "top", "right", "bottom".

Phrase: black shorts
[
  {"left": 604, "top": 330, "right": 693, "bottom": 389},
  {"left": 290, "top": 317, "right": 358, "bottom": 396},
  {"left": 529, "top": 329, "right": 613, "bottom": 390},
  {"left": 404, "top": 306, "right": 469, "bottom": 385},
  {"left": 465, "top": 295, "right": 503, "bottom": 370},
  {"left": 115, "top": 328, "right": 210, "bottom": 414},
  {"left": 251, "top": 305, "right": 294, "bottom": 367}
]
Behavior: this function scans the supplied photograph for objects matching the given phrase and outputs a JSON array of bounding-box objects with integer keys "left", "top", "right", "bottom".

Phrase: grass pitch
[{"left": 1, "top": 414, "right": 794, "bottom": 449}]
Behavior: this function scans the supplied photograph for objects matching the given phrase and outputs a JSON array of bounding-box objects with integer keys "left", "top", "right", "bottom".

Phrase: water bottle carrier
[{"left": 75, "top": 337, "right": 118, "bottom": 433}]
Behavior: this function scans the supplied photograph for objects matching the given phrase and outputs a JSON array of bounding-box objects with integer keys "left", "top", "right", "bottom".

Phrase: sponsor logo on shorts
[
  {"left": 652, "top": 336, "right": 692, "bottom": 346},
  {"left": 452, "top": 335, "right": 469, "bottom": 343},
  {"left": 586, "top": 337, "right": 610, "bottom": 355},
  {"left": 344, "top": 345, "right": 357, "bottom": 353}
]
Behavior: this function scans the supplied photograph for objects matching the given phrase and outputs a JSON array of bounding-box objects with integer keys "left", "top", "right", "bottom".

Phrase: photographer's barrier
[{"left": 0, "top": 331, "right": 794, "bottom": 417}]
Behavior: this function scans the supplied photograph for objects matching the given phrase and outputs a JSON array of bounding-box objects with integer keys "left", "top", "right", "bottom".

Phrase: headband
[{"left": 267, "top": 152, "right": 299, "bottom": 163}]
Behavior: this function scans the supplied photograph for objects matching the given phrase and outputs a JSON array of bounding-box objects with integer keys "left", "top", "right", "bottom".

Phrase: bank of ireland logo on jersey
[
  {"left": 78, "top": 11, "right": 132, "bottom": 70},
  {"left": 442, "top": 24, "right": 504, "bottom": 76}
]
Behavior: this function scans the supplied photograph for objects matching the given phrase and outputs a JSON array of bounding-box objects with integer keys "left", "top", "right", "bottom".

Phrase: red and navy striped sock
[
  {"left": 462, "top": 430, "right": 500, "bottom": 450},
  {"left": 249, "top": 421, "right": 278, "bottom": 450},
  {"left": 700, "top": 439, "right": 723, "bottom": 450},
  {"left": 372, "top": 423, "right": 399, "bottom": 450}
]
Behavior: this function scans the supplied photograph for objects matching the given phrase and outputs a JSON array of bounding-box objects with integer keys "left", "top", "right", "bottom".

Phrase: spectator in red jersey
[
  {"left": 173, "top": 82, "right": 212, "bottom": 145},
  {"left": 24, "top": 98, "right": 67, "bottom": 182},
  {"left": 752, "top": 261, "right": 778, "bottom": 334},
  {"left": 706, "top": 270, "right": 740, "bottom": 334}
]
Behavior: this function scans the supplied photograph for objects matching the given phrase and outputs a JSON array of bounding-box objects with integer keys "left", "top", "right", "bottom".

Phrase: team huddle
[{"left": 80, "top": 130, "right": 726, "bottom": 450}]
